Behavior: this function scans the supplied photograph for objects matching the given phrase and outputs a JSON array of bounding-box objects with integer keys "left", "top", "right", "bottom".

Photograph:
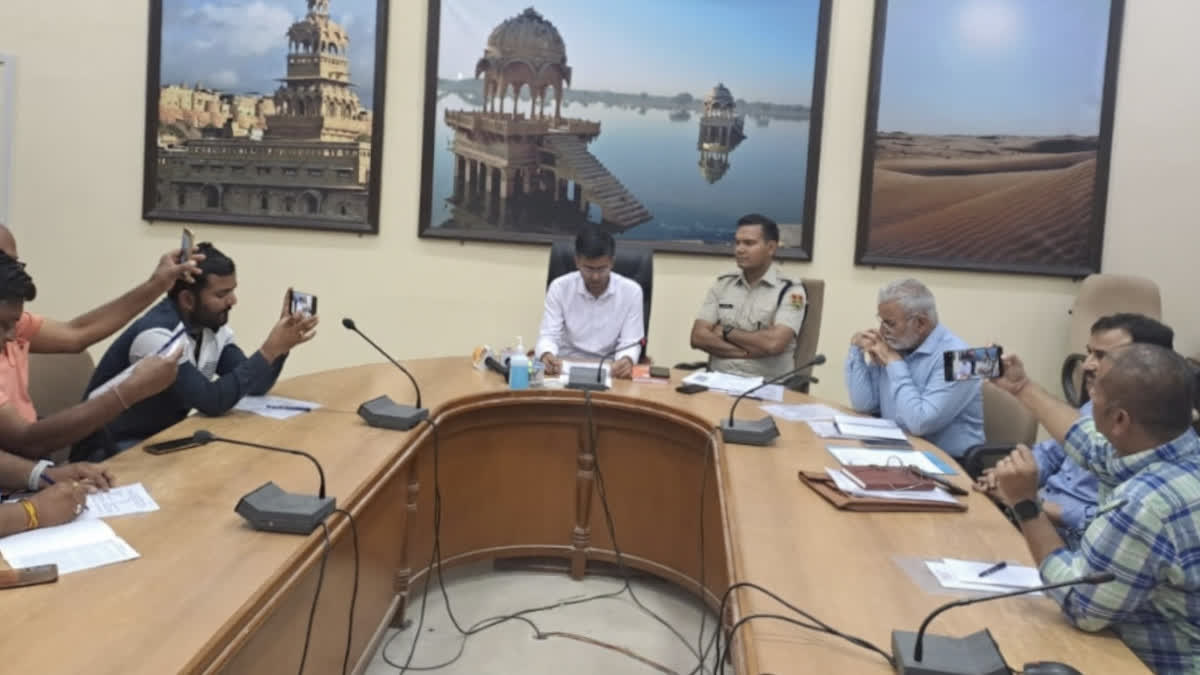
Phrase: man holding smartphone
[{"left": 73, "top": 242, "right": 319, "bottom": 460}]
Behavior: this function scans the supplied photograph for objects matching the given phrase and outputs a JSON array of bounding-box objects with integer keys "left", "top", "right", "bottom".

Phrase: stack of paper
[
  {"left": 234, "top": 395, "right": 322, "bottom": 420},
  {"left": 80, "top": 483, "right": 160, "bottom": 520},
  {"left": 826, "top": 445, "right": 954, "bottom": 475},
  {"left": 0, "top": 519, "right": 139, "bottom": 575},
  {"left": 681, "top": 370, "right": 763, "bottom": 394},
  {"left": 925, "top": 557, "right": 1043, "bottom": 593},
  {"left": 760, "top": 403, "right": 843, "bottom": 422},
  {"left": 834, "top": 415, "right": 907, "bottom": 441},
  {"left": 825, "top": 468, "right": 958, "bottom": 504}
]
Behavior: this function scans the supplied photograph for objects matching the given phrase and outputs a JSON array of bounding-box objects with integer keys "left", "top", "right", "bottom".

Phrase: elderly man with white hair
[{"left": 843, "top": 278, "right": 984, "bottom": 458}]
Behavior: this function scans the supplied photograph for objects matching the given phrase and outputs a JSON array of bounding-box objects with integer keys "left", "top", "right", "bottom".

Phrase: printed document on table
[
  {"left": 826, "top": 446, "right": 947, "bottom": 475},
  {"left": 939, "top": 558, "right": 1042, "bottom": 589},
  {"left": 0, "top": 519, "right": 139, "bottom": 575},
  {"left": 833, "top": 415, "right": 908, "bottom": 441},
  {"left": 924, "top": 559, "right": 1043, "bottom": 594},
  {"left": 234, "top": 395, "right": 322, "bottom": 420},
  {"left": 680, "top": 371, "right": 764, "bottom": 394},
  {"left": 79, "top": 483, "right": 159, "bottom": 520},
  {"left": 761, "top": 403, "right": 843, "bottom": 422}
]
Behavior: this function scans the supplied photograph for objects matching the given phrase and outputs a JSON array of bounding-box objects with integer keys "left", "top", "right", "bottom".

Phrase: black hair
[
  {"left": 735, "top": 213, "right": 779, "bottom": 242},
  {"left": 168, "top": 242, "right": 235, "bottom": 299},
  {"left": 574, "top": 225, "right": 615, "bottom": 260},
  {"left": 0, "top": 251, "right": 35, "bottom": 304},
  {"left": 1091, "top": 313, "right": 1174, "bottom": 350},
  {"left": 1102, "top": 344, "right": 1195, "bottom": 442}
]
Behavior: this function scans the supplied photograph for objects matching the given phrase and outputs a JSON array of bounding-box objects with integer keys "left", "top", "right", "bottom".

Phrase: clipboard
[{"left": 798, "top": 470, "right": 967, "bottom": 513}]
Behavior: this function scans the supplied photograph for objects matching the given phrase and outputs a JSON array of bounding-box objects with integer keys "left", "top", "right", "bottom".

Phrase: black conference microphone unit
[
  {"left": 892, "top": 571, "right": 1116, "bottom": 675},
  {"left": 720, "top": 354, "right": 826, "bottom": 446},
  {"left": 190, "top": 430, "right": 335, "bottom": 535},
  {"left": 565, "top": 338, "right": 647, "bottom": 391},
  {"left": 342, "top": 317, "right": 430, "bottom": 430}
]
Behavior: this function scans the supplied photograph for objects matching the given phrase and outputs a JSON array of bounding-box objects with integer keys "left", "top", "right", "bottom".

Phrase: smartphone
[
  {"left": 649, "top": 365, "right": 670, "bottom": 379},
  {"left": 676, "top": 383, "right": 708, "bottom": 395},
  {"left": 179, "top": 228, "right": 194, "bottom": 263},
  {"left": 943, "top": 346, "right": 1003, "bottom": 382},
  {"left": 144, "top": 437, "right": 202, "bottom": 455},
  {"left": 288, "top": 289, "right": 318, "bottom": 317}
]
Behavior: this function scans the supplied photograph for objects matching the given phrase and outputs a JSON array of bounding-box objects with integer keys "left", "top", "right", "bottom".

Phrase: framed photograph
[
  {"left": 418, "top": 0, "right": 832, "bottom": 260},
  {"left": 141, "top": 0, "right": 390, "bottom": 233},
  {"left": 855, "top": 0, "right": 1125, "bottom": 276}
]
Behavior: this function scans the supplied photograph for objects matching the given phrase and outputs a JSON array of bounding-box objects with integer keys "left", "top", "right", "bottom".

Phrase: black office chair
[{"left": 546, "top": 239, "right": 653, "bottom": 363}]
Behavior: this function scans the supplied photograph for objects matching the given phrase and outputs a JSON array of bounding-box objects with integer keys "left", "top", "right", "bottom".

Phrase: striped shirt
[{"left": 1041, "top": 418, "right": 1200, "bottom": 674}]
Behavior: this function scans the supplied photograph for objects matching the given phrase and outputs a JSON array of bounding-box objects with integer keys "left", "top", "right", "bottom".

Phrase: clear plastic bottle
[{"left": 508, "top": 336, "right": 530, "bottom": 390}]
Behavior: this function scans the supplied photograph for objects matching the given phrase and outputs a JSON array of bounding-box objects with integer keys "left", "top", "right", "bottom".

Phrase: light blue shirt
[
  {"left": 1032, "top": 400, "right": 1098, "bottom": 549},
  {"left": 843, "top": 323, "right": 984, "bottom": 457}
]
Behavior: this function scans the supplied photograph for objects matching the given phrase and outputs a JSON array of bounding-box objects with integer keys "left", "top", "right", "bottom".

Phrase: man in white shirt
[{"left": 537, "top": 226, "right": 644, "bottom": 379}]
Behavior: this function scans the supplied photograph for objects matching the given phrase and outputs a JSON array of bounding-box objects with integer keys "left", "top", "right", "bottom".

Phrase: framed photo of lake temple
[
  {"left": 417, "top": 0, "right": 833, "bottom": 260},
  {"left": 141, "top": 0, "right": 390, "bottom": 233},
  {"left": 855, "top": 0, "right": 1125, "bottom": 277}
]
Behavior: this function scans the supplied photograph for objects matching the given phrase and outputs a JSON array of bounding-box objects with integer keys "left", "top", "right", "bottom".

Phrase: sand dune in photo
[{"left": 866, "top": 134, "right": 1098, "bottom": 268}]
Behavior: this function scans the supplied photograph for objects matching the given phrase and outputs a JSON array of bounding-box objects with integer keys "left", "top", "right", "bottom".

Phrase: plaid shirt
[{"left": 1041, "top": 418, "right": 1200, "bottom": 674}]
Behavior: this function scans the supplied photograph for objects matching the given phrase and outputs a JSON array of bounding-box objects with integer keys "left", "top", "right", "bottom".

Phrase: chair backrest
[
  {"left": 28, "top": 351, "right": 96, "bottom": 417},
  {"left": 546, "top": 239, "right": 653, "bottom": 359},
  {"left": 790, "top": 278, "right": 825, "bottom": 390},
  {"left": 982, "top": 381, "right": 1038, "bottom": 447},
  {"left": 1067, "top": 274, "right": 1162, "bottom": 354}
]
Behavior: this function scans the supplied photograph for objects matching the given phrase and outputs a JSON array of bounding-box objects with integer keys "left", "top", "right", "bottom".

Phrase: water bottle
[{"left": 508, "top": 336, "right": 530, "bottom": 390}]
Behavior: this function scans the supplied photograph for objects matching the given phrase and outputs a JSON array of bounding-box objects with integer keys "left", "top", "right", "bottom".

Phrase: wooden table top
[{"left": 0, "top": 357, "right": 1145, "bottom": 674}]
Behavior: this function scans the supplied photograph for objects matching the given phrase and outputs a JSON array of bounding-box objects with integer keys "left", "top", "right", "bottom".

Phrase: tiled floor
[{"left": 364, "top": 561, "right": 715, "bottom": 675}]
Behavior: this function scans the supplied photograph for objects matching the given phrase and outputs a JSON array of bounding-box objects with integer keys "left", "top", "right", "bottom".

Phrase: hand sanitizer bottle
[{"left": 508, "top": 337, "right": 530, "bottom": 390}]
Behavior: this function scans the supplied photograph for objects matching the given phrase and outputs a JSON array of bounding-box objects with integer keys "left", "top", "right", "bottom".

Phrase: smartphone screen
[
  {"left": 144, "top": 437, "right": 201, "bottom": 455},
  {"left": 943, "top": 346, "right": 1003, "bottom": 381},
  {"left": 289, "top": 289, "right": 317, "bottom": 316},
  {"left": 180, "top": 228, "right": 194, "bottom": 263}
]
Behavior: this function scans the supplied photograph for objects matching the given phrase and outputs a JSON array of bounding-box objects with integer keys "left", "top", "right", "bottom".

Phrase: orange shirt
[{"left": 0, "top": 312, "right": 44, "bottom": 423}]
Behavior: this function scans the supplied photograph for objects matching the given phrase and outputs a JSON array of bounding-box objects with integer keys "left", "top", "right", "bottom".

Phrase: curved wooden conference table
[{"left": 1, "top": 357, "right": 1145, "bottom": 674}]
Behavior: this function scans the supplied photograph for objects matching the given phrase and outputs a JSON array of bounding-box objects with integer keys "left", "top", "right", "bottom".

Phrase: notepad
[
  {"left": 0, "top": 519, "right": 139, "bottom": 575},
  {"left": 79, "top": 483, "right": 159, "bottom": 520}
]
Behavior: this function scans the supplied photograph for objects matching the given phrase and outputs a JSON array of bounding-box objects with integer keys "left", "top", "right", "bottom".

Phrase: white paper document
[
  {"left": 740, "top": 384, "right": 785, "bottom": 402},
  {"left": 761, "top": 403, "right": 843, "bottom": 422},
  {"left": 807, "top": 420, "right": 841, "bottom": 438},
  {"left": 79, "top": 483, "right": 159, "bottom": 520},
  {"left": 833, "top": 414, "right": 908, "bottom": 441},
  {"left": 826, "top": 446, "right": 946, "bottom": 475},
  {"left": 925, "top": 558, "right": 1043, "bottom": 594},
  {"left": 825, "top": 468, "right": 958, "bottom": 504},
  {"left": 234, "top": 395, "right": 322, "bottom": 420},
  {"left": 0, "top": 519, "right": 139, "bottom": 575},
  {"left": 681, "top": 371, "right": 764, "bottom": 394}
]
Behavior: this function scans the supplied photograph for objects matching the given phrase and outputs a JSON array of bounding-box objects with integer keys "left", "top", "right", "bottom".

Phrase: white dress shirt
[{"left": 536, "top": 271, "right": 644, "bottom": 365}]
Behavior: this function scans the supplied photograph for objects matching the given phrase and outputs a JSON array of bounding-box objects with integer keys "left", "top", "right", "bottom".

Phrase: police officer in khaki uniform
[{"left": 690, "top": 213, "right": 807, "bottom": 378}]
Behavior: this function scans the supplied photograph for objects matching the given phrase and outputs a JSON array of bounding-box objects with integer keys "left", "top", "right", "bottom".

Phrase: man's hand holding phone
[{"left": 262, "top": 289, "right": 318, "bottom": 362}]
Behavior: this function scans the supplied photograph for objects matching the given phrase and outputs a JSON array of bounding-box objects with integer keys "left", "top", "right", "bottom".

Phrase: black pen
[
  {"left": 978, "top": 561, "right": 1007, "bottom": 578},
  {"left": 265, "top": 404, "right": 314, "bottom": 412}
]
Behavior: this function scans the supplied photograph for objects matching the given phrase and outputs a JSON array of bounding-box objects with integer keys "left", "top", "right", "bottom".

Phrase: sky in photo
[
  {"left": 160, "top": 0, "right": 379, "bottom": 107},
  {"left": 877, "top": 0, "right": 1113, "bottom": 135},
  {"left": 438, "top": 0, "right": 822, "bottom": 106}
]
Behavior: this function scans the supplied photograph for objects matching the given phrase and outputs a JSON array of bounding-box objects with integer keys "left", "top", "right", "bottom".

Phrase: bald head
[
  {"left": 1098, "top": 343, "right": 1195, "bottom": 443},
  {"left": 0, "top": 224, "right": 15, "bottom": 259}
]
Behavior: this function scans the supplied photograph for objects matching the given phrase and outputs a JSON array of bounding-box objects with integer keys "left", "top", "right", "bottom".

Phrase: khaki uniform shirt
[{"left": 696, "top": 265, "right": 807, "bottom": 378}]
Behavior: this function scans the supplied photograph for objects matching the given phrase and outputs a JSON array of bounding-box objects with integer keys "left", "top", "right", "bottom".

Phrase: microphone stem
[
  {"left": 728, "top": 357, "right": 824, "bottom": 425},
  {"left": 352, "top": 328, "right": 422, "bottom": 408},
  {"left": 213, "top": 436, "right": 327, "bottom": 499}
]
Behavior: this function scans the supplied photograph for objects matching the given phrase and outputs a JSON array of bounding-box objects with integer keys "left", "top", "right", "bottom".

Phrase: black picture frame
[
  {"left": 417, "top": 0, "right": 833, "bottom": 260},
  {"left": 855, "top": 0, "right": 1125, "bottom": 277},
  {"left": 141, "top": 0, "right": 390, "bottom": 234}
]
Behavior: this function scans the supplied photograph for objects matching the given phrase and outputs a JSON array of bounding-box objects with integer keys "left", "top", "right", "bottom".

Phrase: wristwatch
[{"left": 1012, "top": 499, "right": 1041, "bottom": 522}]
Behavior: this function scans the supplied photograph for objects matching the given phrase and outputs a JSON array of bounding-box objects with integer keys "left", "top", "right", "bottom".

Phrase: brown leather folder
[{"left": 798, "top": 470, "right": 967, "bottom": 512}]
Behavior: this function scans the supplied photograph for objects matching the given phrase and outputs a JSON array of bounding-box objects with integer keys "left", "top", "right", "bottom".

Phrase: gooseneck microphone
[
  {"left": 565, "top": 337, "right": 647, "bottom": 391},
  {"left": 191, "top": 429, "right": 335, "bottom": 534},
  {"left": 719, "top": 354, "right": 826, "bottom": 446},
  {"left": 342, "top": 318, "right": 430, "bottom": 430},
  {"left": 892, "top": 571, "right": 1116, "bottom": 675}
]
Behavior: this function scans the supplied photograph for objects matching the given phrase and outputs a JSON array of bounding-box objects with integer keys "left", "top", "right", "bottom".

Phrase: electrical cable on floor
[
  {"left": 297, "top": 521, "right": 331, "bottom": 675},
  {"left": 333, "top": 508, "right": 362, "bottom": 675}
]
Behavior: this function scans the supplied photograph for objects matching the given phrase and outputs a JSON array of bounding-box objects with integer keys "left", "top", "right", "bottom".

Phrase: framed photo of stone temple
[
  {"left": 417, "top": 1, "right": 833, "bottom": 259},
  {"left": 141, "top": 0, "right": 389, "bottom": 233},
  {"left": 855, "top": 0, "right": 1125, "bottom": 277}
]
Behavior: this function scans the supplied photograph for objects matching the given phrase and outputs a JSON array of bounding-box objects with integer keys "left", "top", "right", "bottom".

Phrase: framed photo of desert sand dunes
[
  {"left": 855, "top": 0, "right": 1125, "bottom": 276},
  {"left": 142, "top": 0, "right": 390, "bottom": 233},
  {"left": 417, "top": 0, "right": 832, "bottom": 260}
]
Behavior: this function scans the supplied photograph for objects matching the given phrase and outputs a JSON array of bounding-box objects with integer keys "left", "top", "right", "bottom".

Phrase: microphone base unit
[
  {"left": 718, "top": 416, "right": 781, "bottom": 446},
  {"left": 235, "top": 481, "right": 336, "bottom": 535},
  {"left": 357, "top": 395, "right": 430, "bottom": 431},
  {"left": 565, "top": 367, "right": 609, "bottom": 391},
  {"left": 890, "top": 630, "right": 1008, "bottom": 675}
]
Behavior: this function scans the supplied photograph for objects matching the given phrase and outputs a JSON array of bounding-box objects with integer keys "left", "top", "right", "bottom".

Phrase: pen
[
  {"left": 266, "top": 404, "right": 314, "bottom": 412},
  {"left": 978, "top": 561, "right": 1007, "bottom": 578},
  {"left": 39, "top": 474, "right": 54, "bottom": 485},
  {"left": 156, "top": 327, "right": 187, "bottom": 355}
]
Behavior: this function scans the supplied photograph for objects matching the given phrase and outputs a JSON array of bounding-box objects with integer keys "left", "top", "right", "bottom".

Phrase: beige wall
[{"left": 0, "top": 1, "right": 1195, "bottom": 408}]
